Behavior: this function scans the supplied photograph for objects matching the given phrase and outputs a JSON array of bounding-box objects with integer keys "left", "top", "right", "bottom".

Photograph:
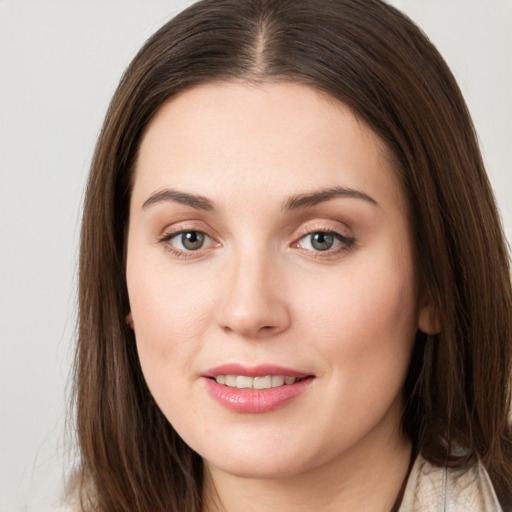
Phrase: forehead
[{"left": 133, "top": 82, "right": 406, "bottom": 212}]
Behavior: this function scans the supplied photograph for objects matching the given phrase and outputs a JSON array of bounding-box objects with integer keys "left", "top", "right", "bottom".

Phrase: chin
[
  {"left": 197, "top": 434, "right": 329, "bottom": 481},
  {"left": 205, "top": 455, "right": 311, "bottom": 480}
]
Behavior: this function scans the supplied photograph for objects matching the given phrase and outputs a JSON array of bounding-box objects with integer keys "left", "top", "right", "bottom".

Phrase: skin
[{"left": 126, "top": 82, "right": 436, "bottom": 511}]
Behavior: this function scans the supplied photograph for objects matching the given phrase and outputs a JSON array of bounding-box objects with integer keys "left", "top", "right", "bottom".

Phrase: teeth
[
  {"left": 225, "top": 375, "right": 237, "bottom": 387},
  {"left": 271, "top": 375, "right": 285, "bottom": 387},
  {"left": 236, "top": 375, "right": 253, "bottom": 389},
  {"left": 253, "top": 376, "right": 272, "bottom": 389},
  {"left": 214, "top": 374, "right": 298, "bottom": 389}
]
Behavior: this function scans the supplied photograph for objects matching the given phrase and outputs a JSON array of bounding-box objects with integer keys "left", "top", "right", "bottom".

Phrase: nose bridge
[{"left": 217, "top": 242, "right": 290, "bottom": 338}]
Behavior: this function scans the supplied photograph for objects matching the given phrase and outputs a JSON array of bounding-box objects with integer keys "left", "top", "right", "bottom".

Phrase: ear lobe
[
  {"left": 418, "top": 302, "right": 441, "bottom": 335},
  {"left": 126, "top": 312, "right": 134, "bottom": 330}
]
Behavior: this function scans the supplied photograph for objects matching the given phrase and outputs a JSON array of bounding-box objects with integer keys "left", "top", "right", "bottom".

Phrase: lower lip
[{"left": 203, "top": 377, "right": 313, "bottom": 414}]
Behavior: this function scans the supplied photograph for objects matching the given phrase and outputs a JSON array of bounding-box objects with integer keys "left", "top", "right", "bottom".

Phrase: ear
[
  {"left": 126, "top": 312, "right": 135, "bottom": 330},
  {"left": 417, "top": 295, "right": 441, "bottom": 335}
]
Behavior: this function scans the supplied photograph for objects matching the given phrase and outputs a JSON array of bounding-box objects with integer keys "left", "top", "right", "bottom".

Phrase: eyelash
[{"left": 158, "top": 225, "right": 355, "bottom": 259}]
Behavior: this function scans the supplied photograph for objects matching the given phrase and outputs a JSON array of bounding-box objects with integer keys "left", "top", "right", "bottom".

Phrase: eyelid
[
  {"left": 158, "top": 220, "right": 217, "bottom": 240},
  {"left": 292, "top": 219, "right": 353, "bottom": 239},
  {"left": 160, "top": 229, "right": 213, "bottom": 245}
]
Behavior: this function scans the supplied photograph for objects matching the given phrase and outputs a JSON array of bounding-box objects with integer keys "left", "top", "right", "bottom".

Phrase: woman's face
[{"left": 126, "top": 82, "right": 433, "bottom": 479}]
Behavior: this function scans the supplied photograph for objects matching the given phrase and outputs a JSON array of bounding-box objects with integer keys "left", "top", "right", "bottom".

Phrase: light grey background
[{"left": 0, "top": 1, "right": 510, "bottom": 510}]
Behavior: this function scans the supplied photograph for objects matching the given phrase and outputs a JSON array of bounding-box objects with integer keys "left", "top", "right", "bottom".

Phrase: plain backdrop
[{"left": 0, "top": 1, "right": 510, "bottom": 510}]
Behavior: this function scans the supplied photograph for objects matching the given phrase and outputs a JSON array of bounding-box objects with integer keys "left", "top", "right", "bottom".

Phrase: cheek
[
  {"left": 300, "top": 255, "right": 418, "bottom": 379},
  {"left": 126, "top": 257, "right": 216, "bottom": 387},
  {"left": 292, "top": 263, "right": 418, "bottom": 450},
  {"left": 128, "top": 278, "right": 212, "bottom": 425}
]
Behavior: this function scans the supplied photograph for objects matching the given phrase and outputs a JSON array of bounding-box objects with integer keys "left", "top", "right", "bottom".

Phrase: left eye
[
  {"left": 166, "top": 230, "right": 210, "bottom": 251},
  {"left": 297, "top": 231, "right": 347, "bottom": 252}
]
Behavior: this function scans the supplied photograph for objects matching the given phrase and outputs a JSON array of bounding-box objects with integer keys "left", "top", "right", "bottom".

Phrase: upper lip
[{"left": 202, "top": 363, "right": 313, "bottom": 379}]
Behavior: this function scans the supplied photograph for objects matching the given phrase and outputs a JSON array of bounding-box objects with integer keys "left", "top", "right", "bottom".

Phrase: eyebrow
[
  {"left": 141, "top": 185, "right": 378, "bottom": 213},
  {"left": 283, "top": 186, "right": 378, "bottom": 211},
  {"left": 142, "top": 189, "right": 214, "bottom": 211}
]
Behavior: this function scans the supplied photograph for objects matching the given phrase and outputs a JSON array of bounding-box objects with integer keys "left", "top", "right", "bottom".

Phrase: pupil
[
  {"left": 311, "top": 232, "right": 334, "bottom": 251},
  {"left": 182, "top": 231, "right": 204, "bottom": 250}
]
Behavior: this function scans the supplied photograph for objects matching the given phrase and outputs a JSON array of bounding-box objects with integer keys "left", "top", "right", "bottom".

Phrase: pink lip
[{"left": 202, "top": 364, "right": 314, "bottom": 414}]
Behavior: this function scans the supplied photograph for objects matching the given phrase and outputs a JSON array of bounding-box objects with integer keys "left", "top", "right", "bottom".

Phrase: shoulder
[{"left": 399, "top": 454, "right": 503, "bottom": 511}]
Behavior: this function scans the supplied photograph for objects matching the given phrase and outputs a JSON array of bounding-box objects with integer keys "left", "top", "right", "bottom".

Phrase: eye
[
  {"left": 176, "top": 231, "right": 206, "bottom": 251},
  {"left": 305, "top": 232, "right": 336, "bottom": 251},
  {"left": 294, "top": 230, "right": 354, "bottom": 253},
  {"left": 160, "top": 229, "right": 217, "bottom": 255}
]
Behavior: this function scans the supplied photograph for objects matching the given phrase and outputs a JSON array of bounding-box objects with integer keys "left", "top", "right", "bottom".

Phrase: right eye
[{"left": 160, "top": 229, "right": 218, "bottom": 257}]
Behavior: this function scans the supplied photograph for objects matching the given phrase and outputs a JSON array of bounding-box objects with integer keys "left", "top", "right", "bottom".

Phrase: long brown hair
[{"left": 74, "top": 0, "right": 512, "bottom": 510}]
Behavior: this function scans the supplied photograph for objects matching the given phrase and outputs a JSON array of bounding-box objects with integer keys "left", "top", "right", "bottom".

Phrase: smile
[
  {"left": 203, "top": 365, "right": 314, "bottom": 413},
  {"left": 214, "top": 375, "right": 301, "bottom": 389}
]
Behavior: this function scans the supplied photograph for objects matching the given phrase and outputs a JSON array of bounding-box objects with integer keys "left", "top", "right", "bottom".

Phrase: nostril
[{"left": 216, "top": 290, "right": 291, "bottom": 338}]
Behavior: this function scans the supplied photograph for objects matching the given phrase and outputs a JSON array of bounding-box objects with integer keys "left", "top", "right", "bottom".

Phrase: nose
[{"left": 216, "top": 251, "right": 291, "bottom": 339}]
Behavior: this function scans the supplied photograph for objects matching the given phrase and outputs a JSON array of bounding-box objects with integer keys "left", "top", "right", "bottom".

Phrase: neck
[{"left": 203, "top": 427, "right": 412, "bottom": 512}]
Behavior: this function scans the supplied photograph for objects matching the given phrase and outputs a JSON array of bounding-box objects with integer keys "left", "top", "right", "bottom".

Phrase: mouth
[
  {"left": 212, "top": 374, "right": 308, "bottom": 390},
  {"left": 202, "top": 364, "right": 315, "bottom": 413}
]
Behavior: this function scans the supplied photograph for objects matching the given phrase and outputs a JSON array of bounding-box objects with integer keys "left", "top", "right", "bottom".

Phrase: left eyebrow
[{"left": 283, "top": 186, "right": 379, "bottom": 211}]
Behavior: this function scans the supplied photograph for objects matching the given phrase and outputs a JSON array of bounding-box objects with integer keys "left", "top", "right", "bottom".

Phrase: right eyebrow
[{"left": 141, "top": 188, "right": 215, "bottom": 212}]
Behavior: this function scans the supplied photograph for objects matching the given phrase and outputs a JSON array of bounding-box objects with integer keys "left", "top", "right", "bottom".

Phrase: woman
[{"left": 70, "top": 0, "right": 512, "bottom": 510}]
